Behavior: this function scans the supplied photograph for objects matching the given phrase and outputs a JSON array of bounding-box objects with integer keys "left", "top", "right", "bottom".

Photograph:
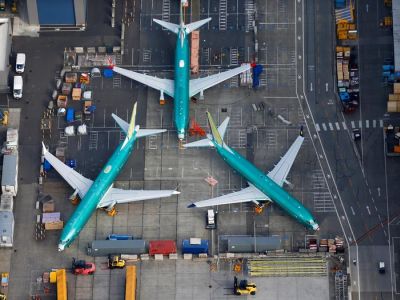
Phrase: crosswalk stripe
[
  {"left": 329, "top": 123, "right": 334, "bottom": 130},
  {"left": 335, "top": 122, "right": 340, "bottom": 130},
  {"left": 380, "top": 120, "right": 383, "bottom": 127},
  {"left": 373, "top": 120, "right": 376, "bottom": 128},
  {"left": 342, "top": 122, "right": 347, "bottom": 130},
  {"left": 351, "top": 121, "right": 355, "bottom": 129},
  {"left": 359, "top": 120, "right": 362, "bottom": 128},
  {"left": 315, "top": 124, "right": 320, "bottom": 131},
  {"left": 322, "top": 123, "right": 327, "bottom": 131},
  {"left": 366, "top": 120, "right": 369, "bottom": 128}
]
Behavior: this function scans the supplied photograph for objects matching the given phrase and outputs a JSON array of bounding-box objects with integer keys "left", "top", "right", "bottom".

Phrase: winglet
[
  {"left": 206, "top": 112, "right": 223, "bottom": 146},
  {"left": 187, "top": 203, "right": 196, "bottom": 208},
  {"left": 127, "top": 102, "right": 137, "bottom": 139},
  {"left": 121, "top": 102, "right": 138, "bottom": 149},
  {"left": 42, "top": 142, "right": 48, "bottom": 154},
  {"left": 300, "top": 125, "right": 304, "bottom": 137}
]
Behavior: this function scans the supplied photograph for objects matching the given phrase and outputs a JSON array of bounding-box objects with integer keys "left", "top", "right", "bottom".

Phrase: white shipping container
[
  {"left": 0, "top": 193, "right": 13, "bottom": 212},
  {"left": 1, "top": 154, "right": 18, "bottom": 197},
  {"left": 6, "top": 128, "right": 18, "bottom": 150},
  {"left": 0, "top": 211, "right": 14, "bottom": 247}
]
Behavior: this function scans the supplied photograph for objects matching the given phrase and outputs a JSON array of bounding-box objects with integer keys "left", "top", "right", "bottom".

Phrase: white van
[
  {"left": 13, "top": 76, "right": 23, "bottom": 99},
  {"left": 15, "top": 53, "right": 26, "bottom": 73}
]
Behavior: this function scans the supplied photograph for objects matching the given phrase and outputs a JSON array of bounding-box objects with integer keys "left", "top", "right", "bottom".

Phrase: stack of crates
[
  {"left": 337, "top": 22, "right": 357, "bottom": 40},
  {"left": 387, "top": 83, "right": 400, "bottom": 113}
]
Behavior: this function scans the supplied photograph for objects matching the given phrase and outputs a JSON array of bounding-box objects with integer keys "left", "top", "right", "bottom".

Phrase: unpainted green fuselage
[
  {"left": 58, "top": 132, "right": 137, "bottom": 250},
  {"left": 174, "top": 28, "right": 190, "bottom": 139},
  {"left": 213, "top": 142, "right": 318, "bottom": 230}
]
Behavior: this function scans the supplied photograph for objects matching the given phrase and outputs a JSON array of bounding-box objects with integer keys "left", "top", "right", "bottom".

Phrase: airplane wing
[
  {"left": 43, "top": 145, "right": 93, "bottom": 198},
  {"left": 189, "top": 64, "right": 251, "bottom": 97},
  {"left": 98, "top": 188, "right": 179, "bottom": 209},
  {"left": 267, "top": 135, "right": 304, "bottom": 187},
  {"left": 113, "top": 66, "right": 175, "bottom": 97},
  {"left": 188, "top": 184, "right": 270, "bottom": 208}
]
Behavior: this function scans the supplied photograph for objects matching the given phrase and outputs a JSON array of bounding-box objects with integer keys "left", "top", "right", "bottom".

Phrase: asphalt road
[{"left": 304, "top": 0, "right": 397, "bottom": 298}]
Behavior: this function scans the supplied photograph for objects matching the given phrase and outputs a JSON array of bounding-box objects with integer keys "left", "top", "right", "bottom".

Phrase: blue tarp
[
  {"left": 43, "top": 159, "right": 52, "bottom": 172},
  {"left": 66, "top": 108, "right": 75, "bottom": 123},
  {"left": 252, "top": 65, "right": 263, "bottom": 88},
  {"left": 103, "top": 69, "right": 114, "bottom": 78}
]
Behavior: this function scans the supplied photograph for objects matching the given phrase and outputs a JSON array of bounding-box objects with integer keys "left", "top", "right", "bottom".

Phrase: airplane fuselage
[
  {"left": 174, "top": 28, "right": 190, "bottom": 140},
  {"left": 58, "top": 133, "right": 137, "bottom": 251},
  {"left": 214, "top": 142, "right": 318, "bottom": 230}
]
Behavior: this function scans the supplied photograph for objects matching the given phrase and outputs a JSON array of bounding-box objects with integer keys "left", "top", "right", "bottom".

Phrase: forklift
[
  {"left": 108, "top": 255, "right": 126, "bottom": 269},
  {"left": 233, "top": 276, "right": 257, "bottom": 296}
]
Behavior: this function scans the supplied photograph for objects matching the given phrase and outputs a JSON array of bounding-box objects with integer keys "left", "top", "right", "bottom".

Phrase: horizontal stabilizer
[
  {"left": 183, "top": 138, "right": 214, "bottom": 148},
  {"left": 184, "top": 18, "right": 211, "bottom": 34},
  {"left": 112, "top": 113, "right": 166, "bottom": 138},
  {"left": 153, "top": 19, "right": 180, "bottom": 34}
]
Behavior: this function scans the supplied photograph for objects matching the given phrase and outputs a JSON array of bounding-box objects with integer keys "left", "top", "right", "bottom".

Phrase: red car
[{"left": 72, "top": 258, "right": 96, "bottom": 275}]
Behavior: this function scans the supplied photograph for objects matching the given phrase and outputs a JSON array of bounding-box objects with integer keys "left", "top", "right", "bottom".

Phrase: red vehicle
[{"left": 72, "top": 258, "right": 96, "bottom": 275}]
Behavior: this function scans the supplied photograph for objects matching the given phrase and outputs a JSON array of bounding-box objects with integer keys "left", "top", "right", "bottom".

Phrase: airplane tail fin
[
  {"left": 121, "top": 102, "right": 139, "bottom": 149},
  {"left": 154, "top": 0, "right": 211, "bottom": 34},
  {"left": 112, "top": 109, "right": 166, "bottom": 139},
  {"left": 184, "top": 115, "right": 229, "bottom": 148}
]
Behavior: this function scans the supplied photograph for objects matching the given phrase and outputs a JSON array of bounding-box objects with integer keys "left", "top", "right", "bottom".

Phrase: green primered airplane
[
  {"left": 113, "top": 0, "right": 251, "bottom": 141},
  {"left": 43, "top": 103, "right": 179, "bottom": 251},
  {"left": 184, "top": 113, "right": 319, "bottom": 231}
]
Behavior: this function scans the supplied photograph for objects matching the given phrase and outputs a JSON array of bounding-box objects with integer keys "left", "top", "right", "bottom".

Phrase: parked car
[{"left": 352, "top": 129, "right": 361, "bottom": 141}]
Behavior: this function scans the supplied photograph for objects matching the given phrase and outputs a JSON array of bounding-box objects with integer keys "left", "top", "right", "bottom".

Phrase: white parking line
[
  {"left": 366, "top": 120, "right": 369, "bottom": 128},
  {"left": 335, "top": 122, "right": 340, "bottom": 130},
  {"left": 351, "top": 121, "right": 355, "bottom": 128},
  {"left": 329, "top": 123, "right": 334, "bottom": 130},
  {"left": 373, "top": 120, "right": 376, "bottom": 128},
  {"left": 359, "top": 120, "right": 362, "bottom": 128},
  {"left": 322, "top": 123, "right": 327, "bottom": 131},
  {"left": 380, "top": 120, "right": 383, "bottom": 127},
  {"left": 342, "top": 122, "right": 347, "bottom": 130},
  {"left": 315, "top": 123, "right": 320, "bottom": 131}
]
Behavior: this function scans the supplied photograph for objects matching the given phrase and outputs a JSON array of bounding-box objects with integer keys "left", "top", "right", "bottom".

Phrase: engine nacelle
[
  {"left": 199, "top": 90, "right": 204, "bottom": 100},
  {"left": 160, "top": 90, "right": 165, "bottom": 105}
]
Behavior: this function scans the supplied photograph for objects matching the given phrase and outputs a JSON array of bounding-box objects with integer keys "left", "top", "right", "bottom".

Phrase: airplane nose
[{"left": 58, "top": 244, "right": 65, "bottom": 252}]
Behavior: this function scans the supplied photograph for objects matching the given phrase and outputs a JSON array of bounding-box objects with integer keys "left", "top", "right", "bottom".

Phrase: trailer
[
  {"left": 149, "top": 240, "right": 177, "bottom": 256},
  {"left": 182, "top": 239, "right": 208, "bottom": 254},
  {"left": 1, "top": 154, "right": 18, "bottom": 197},
  {"left": 87, "top": 240, "right": 146, "bottom": 257},
  {"left": 125, "top": 266, "right": 136, "bottom": 300}
]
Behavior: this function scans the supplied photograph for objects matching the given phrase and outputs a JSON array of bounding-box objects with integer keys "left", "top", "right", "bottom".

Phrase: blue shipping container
[
  {"left": 107, "top": 234, "right": 134, "bottom": 240},
  {"left": 182, "top": 239, "right": 209, "bottom": 254}
]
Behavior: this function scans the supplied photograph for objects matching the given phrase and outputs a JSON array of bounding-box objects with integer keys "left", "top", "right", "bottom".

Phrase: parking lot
[{"left": 0, "top": 0, "right": 346, "bottom": 299}]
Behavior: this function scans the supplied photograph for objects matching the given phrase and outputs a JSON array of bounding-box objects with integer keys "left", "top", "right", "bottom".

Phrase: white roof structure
[
  {"left": 0, "top": 18, "right": 10, "bottom": 72},
  {"left": 394, "top": 1, "right": 400, "bottom": 71},
  {"left": 0, "top": 18, "right": 11, "bottom": 91}
]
